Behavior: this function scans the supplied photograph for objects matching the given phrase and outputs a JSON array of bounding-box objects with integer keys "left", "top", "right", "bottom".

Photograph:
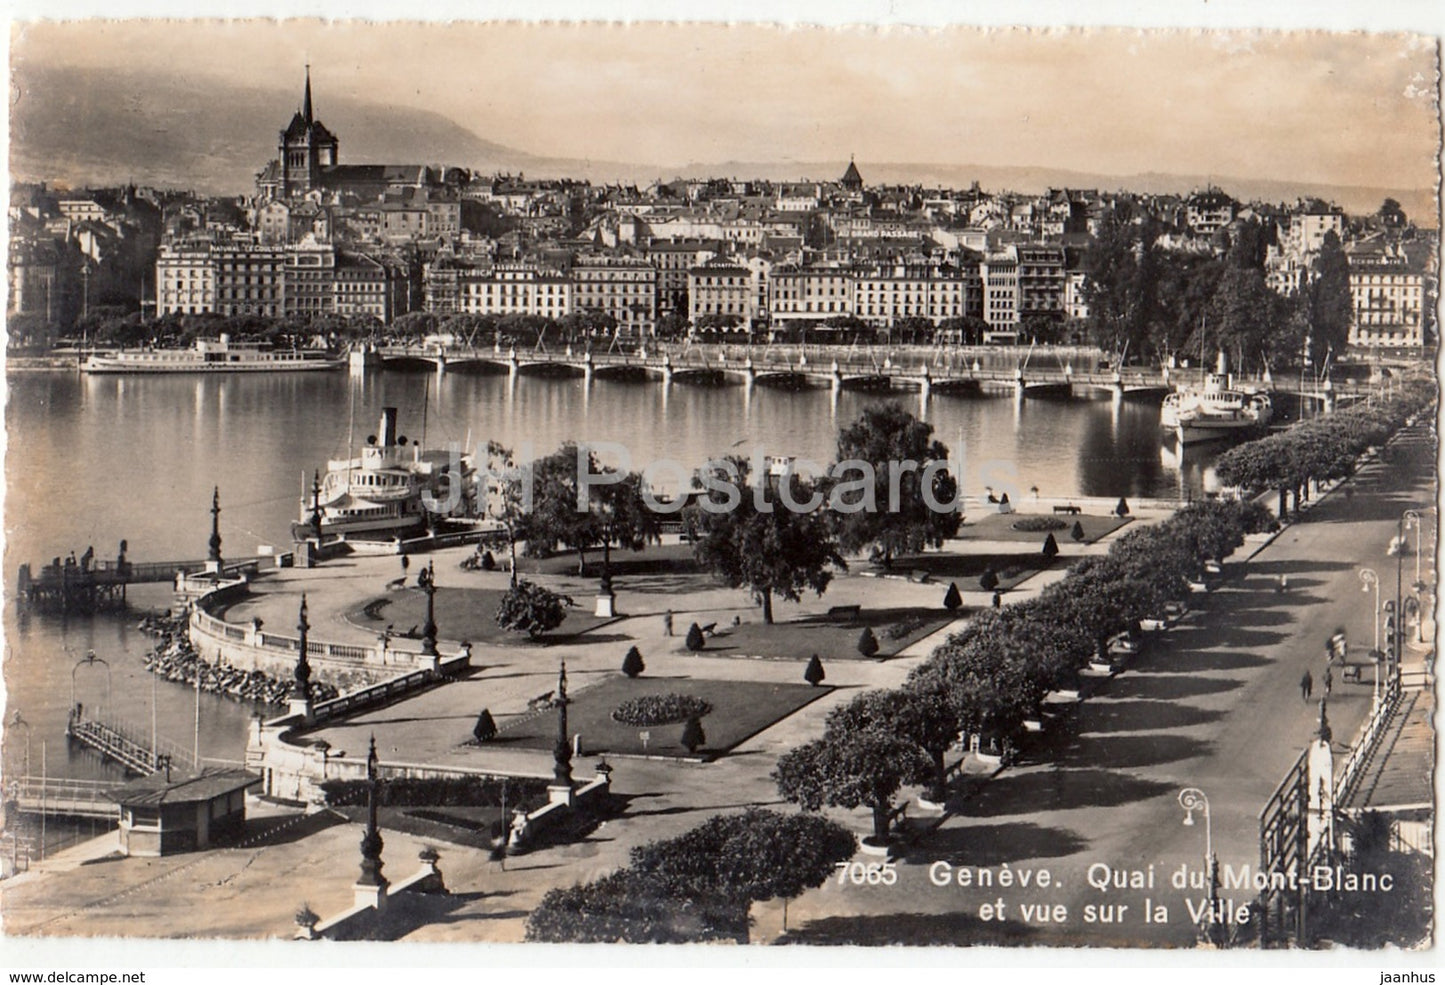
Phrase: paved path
[
  {"left": 780, "top": 422, "right": 1436, "bottom": 947},
  {"left": 3, "top": 434, "right": 1427, "bottom": 945}
]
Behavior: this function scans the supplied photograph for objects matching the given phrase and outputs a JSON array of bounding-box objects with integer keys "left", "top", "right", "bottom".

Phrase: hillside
[{"left": 10, "top": 64, "right": 1436, "bottom": 224}]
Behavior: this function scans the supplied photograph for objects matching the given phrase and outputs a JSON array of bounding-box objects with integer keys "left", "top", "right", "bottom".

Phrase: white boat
[
  {"left": 1161, "top": 353, "right": 1272, "bottom": 445},
  {"left": 293, "top": 407, "right": 484, "bottom": 541},
  {"left": 84, "top": 335, "right": 343, "bottom": 373}
]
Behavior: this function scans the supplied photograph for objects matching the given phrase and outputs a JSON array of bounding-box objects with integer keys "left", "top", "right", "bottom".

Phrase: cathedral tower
[{"left": 278, "top": 66, "right": 339, "bottom": 197}]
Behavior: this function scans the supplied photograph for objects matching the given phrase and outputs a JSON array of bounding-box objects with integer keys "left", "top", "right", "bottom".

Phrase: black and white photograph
[{"left": 1, "top": 3, "right": 1439, "bottom": 969}]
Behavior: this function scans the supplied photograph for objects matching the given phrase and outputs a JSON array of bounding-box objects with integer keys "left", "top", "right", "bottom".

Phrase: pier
[
  {"left": 66, "top": 711, "right": 198, "bottom": 777},
  {"left": 7, "top": 776, "right": 122, "bottom": 820}
]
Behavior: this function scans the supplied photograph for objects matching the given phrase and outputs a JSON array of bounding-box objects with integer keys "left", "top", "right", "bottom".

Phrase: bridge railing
[{"left": 71, "top": 714, "right": 197, "bottom": 773}]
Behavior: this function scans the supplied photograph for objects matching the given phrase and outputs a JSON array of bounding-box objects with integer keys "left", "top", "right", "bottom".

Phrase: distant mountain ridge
[{"left": 10, "top": 64, "right": 1436, "bottom": 223}]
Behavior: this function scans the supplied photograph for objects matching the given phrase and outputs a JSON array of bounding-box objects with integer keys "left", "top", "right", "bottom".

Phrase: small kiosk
[{"left": 109, "top": 768, "right": 261, "bottom": 857}]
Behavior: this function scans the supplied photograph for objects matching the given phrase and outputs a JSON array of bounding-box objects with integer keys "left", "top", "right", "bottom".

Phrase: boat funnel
[
  {"left": 1215, "top": 350, "right": 1229, "bottom": 375},
  {"left": 379, "top": 407, "right": 398, "bottom": 447}
]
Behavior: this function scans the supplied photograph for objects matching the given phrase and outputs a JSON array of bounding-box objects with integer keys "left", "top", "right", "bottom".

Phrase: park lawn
[
  {"left": 345, "top": 586, "right": 614, "bottom": 646},
  {"left": 495, "top": 674, "right": 833, "bottom": 760},
  {"left": 860, "top": 551, "right": 1053, "bottom": 593},
  {"left": 688, "top": 605, "right": 957, "bottom": 662},
  {"left": 961, "top": 511, "right": 1130, "bottom": 545}
]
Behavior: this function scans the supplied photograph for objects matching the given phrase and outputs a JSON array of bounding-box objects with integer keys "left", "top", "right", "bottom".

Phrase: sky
[{"left": 8, "top": 12, "right": 1444, "bottom": 191}]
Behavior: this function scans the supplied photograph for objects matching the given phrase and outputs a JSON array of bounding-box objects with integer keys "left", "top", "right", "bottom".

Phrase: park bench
[
  {"left": 1052, "top": 504, "right": 1082, "bottom": 515},
  {"left": 527, "top": 691, "right": 555, "bottom": 710},
  {"left": 1342, "top": 664, "right": 1362, "bottom": 684},
  {"left": 908, "top": 569, "right": 931, "bottom": 584},
  {"left": 827, "top": 604, "right": 862, "bottom": 621},
  {"left": 699, "top": 622, "right": 718, "bottom": 636}
]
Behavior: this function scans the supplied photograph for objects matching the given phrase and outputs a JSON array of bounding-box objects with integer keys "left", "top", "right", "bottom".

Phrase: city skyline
[{"left": 11, "top": 21, "right": 1441, "bottom": 195}]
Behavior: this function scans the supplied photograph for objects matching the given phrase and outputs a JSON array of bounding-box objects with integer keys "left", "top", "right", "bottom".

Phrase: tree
[
  {"left": 1378, "top": 197, "right": 1407, "bottom": 229},
  {"left": 856, "top": 627, "right": 880, "bottom": 657},
  {"left": 681, "top": 716, "right": 706, "bottom": 753},
  {"left": 621, "top": 645, "right": 645, "bottom": 678},
  {"left": 1071, "top": 520, "right": 1086, "bottom": 542},
  {"left": 1309, "top": 231, "right": 1353, "bottom": 363},
  {"left": 979, "top": 568, "right": 1000, "bottom": 592},
  {"left": 627, "top": 809, "right": 855, "bottom": 927},
  {"left": 826, "top": 686, "right": 960, "bottom": 804},
  {"left": 511, "top": 443, "right": 659, "bottom": 578},
  {"left": 773, "top": 732, "right": 932, "bottom": 844},
  {"left": 526, "top": 870, "right": 742, "bottom": 944},
  {"left": 494, "top": 579, "right": 568, "bottom": 639},
  {"left": 1042, "top": 533, "right": 1060, "bottom": 558},
  {"left": 829, "top": 404, "right": 960, "bottom": 569},
  {"left": 685, "top": 458, "right": 844, "bottom": 624},
  {"left": 942, "top": 581, "right": 962, "bottom": 612},
  {"left": 685, "top": 623, "right": 706, "bottom": 652},
  {"left": 472, "top": 708, "right": 498, "bottom": 743},
  {"left": 804, "top": 654, "right": 826, "bottom": 686}
]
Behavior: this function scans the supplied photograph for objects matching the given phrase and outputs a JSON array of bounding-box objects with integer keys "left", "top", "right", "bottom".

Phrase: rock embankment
[{"left": 138, "top": 612, "right": 340, "bottom": 706}]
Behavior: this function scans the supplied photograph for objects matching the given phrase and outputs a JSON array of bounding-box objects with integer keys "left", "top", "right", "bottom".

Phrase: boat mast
[{"left": 420, "top": 376, "right": 429, "bottom": 462}]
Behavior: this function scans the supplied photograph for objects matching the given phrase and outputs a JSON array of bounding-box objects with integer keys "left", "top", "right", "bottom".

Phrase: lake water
[{"left": 2, "top": 364, "right": 1227, "bottom": 787}]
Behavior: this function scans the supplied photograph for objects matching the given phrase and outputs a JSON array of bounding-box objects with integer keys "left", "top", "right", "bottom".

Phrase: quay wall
[{"left": 188, "top": 588, "right": 458, "bottom": 688}]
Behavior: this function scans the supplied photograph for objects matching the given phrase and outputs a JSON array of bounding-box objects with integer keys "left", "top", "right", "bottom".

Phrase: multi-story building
[
  {"left": 687, "top": 257, "right": 756, "bottom": 327},
  {"left": 334, "top": 252, "right": 387, "bottom": 321},
  {"left": 213, "top": 246, "right": 286, "bottom": 318},
  {"left": 570, "top": 256, "right": 656, "bottom": 334},
  {"left": 643, "top": 240, "right": 718, "bottom": 319},
  {"left": 458, "top": 263, "right": 570, "bottom": 321},
  {"left": 1015, "top": 244, "right": 1067, "bottom": 321},
  {"left": 283, "top": 241, "right": 336, "bottom": 320},
  {"left": 768, "top": 263, "right": 855, "bottom": 324},
  {"left": 156, "top": 245, "right": 215, "bottom": 316},
  {"left": 1184, "top": 189, "right": 1238, "bottom": 235},
  {"left": 853, "top": 262, "right": 968, "bottom": 327},
  {"left": 9, "top": 238, "right": 61, "bottom": 318},
  {"left": 980, "top": 250, "right": 1020, "bottom": 332},
  {"left": 1348, "top": 246, "right": 1425, "bottom": 349}
]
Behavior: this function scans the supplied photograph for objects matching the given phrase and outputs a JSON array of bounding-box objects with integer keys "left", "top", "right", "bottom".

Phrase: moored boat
[
  {"left": 1161, "top": 352, "right": 1273, "bottom": 445},
  {"left": 292, "top": 407, "right": 486, "bottom": 542},
  {"left": 84, "top": 335, "right": 343, "bottom": 373}
]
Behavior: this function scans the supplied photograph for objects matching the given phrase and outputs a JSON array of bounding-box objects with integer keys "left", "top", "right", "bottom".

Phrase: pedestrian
[
  {"left": 991, "top": 591, "right": 1002, "bottom": 609},
  {"left": 663, "top": 609, "right": 674, "bottom": 637},
  {"left": 1323, "top": 666, "right": 1333, "bottom": 695},
  {"left": 1300, "top": 670, "right": 1313, "bottom": 701}
]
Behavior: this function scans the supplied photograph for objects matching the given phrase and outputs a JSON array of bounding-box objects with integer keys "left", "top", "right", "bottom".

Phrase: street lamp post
[
  {"left": 1179, "top": 787, "right": 1219, "bottom": 945},
  {"left": 1360, "top": 568, "right": 1381, "bottom": 706},
  {"left": 1403, "top": 508, "right": 1425, "bottom": 596},
  {"left": 70, "top": 650, "right": 113, "bottom": 720}
]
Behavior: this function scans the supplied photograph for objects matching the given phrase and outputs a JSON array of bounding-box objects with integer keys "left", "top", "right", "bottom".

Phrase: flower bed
[
  {"left": 612, "top": 693, "right": 712, "bottom": 727},
  {"left": 1011, "top": 516, "right": 1067, "bottom": 532}
]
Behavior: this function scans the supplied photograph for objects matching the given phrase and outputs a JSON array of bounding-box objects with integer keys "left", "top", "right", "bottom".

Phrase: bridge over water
[{"left": 363, "top": 343, "right": 1359, "bottom": 407}]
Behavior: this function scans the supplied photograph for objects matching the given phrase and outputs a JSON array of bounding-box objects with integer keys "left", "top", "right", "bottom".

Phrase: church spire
[{"left": 303, "top": 64, "right": 314, "bottom": 124}]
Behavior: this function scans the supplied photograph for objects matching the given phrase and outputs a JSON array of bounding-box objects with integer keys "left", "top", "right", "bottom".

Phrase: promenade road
[{"left": 782, "top": 423, "right": 1436, "bottom": 947}]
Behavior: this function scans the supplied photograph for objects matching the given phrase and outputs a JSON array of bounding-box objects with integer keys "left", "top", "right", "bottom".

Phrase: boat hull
[
  {"left": 85, "top": 356, "right": 344, "bottom": 374},
  {"left": 1173, "top": 420, "right": 1266, "bottom": 445}
]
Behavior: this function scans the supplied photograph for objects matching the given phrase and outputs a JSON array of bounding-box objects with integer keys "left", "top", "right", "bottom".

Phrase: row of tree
[
  {"left": 525, "top": 808, "right": 855, "bottom": 943},
  {"left": 770, "top": 495, "right": 1273, "bottom": 846},
  {"left": 1214, "top": 384, "right": 1435, "bottom": 517}
]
